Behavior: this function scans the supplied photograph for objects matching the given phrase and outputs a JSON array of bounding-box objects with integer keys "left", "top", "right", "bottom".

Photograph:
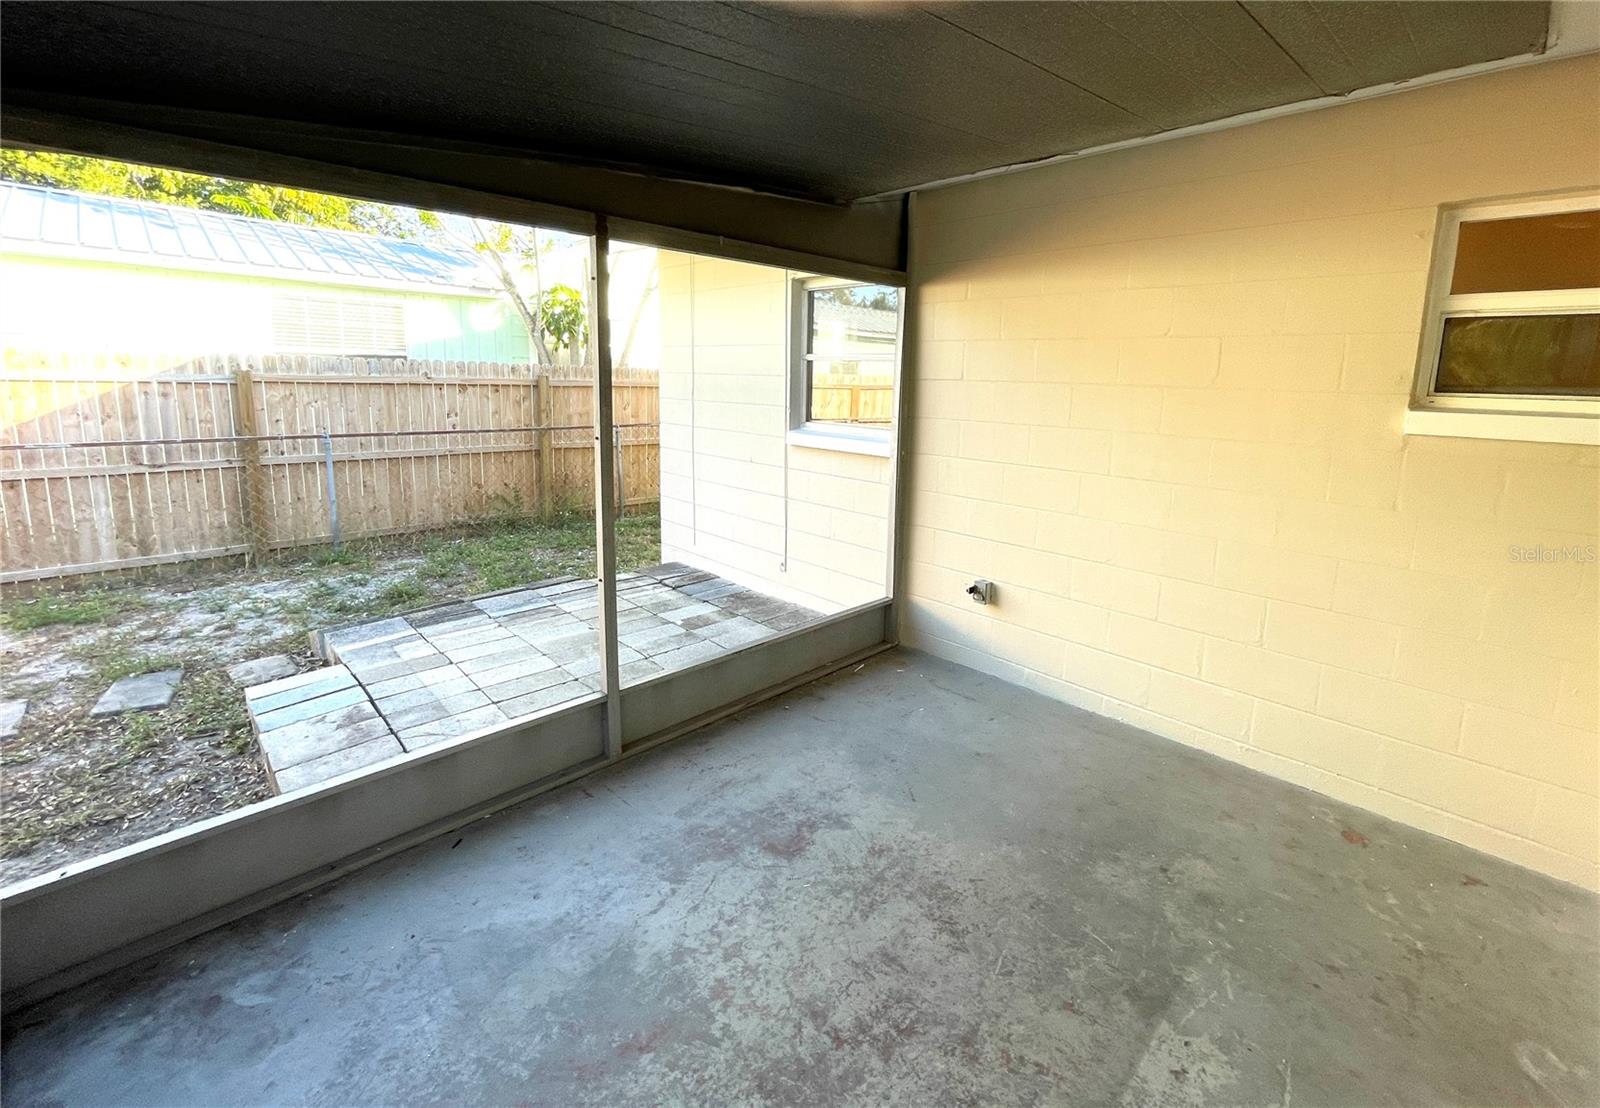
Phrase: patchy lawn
[{"left": 0, "top": 509, "right": 660, "bottom": 885}]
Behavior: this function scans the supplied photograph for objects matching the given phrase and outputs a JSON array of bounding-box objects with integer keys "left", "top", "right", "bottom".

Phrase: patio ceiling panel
[
  {"left": 926, "top": 1, "right": 1327, "bottom": 132},
  {"left": 1241, "top": 1, "right": 1551, "bottom": 93},
  {"left": 0, "top": 1, "right": 1557, "bottom": 275}
]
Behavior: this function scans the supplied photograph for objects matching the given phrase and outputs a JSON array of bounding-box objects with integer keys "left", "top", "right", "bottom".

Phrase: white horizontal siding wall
[{"left": 657, "top": 251, "right": 891, "bottom": 613}]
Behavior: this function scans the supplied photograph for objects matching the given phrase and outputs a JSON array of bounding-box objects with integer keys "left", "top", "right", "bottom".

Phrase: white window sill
[
  {"left": 786, "top": 425, "right": 893, "bottom": 458},
  {"left": 1403, "top": 408, "right": 1600, "bottom": 446}
]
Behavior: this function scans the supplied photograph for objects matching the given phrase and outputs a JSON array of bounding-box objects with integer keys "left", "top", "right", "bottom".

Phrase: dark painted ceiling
[{"left": 0, "top": 1, "right": 1552, "bottom": 204}]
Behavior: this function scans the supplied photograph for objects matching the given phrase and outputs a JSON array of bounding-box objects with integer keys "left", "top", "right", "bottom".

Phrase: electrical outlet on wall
[{"left": 965, "top": 578, "right": 995, "bottom": 605}]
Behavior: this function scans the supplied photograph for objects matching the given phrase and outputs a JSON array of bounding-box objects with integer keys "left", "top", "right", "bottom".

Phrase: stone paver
[
  {"left": 396, "top": 703, "right": 510, "bottom": 750},
  {"left": 244, "top": 665, "right": 356, "bottom": 714},
  {"left": 91, "top": 669, "right": 182, "bottom": 716},
  {"left": 273, "top": 736, "right": 405, "bottom": 793},
  {"left": 225, "top": 654, "right": 298, "bottom": 688},
  {"left": 245, "top": 664, "right": 403, "bottom": 795},
  {"left": 252, "top": 684, "right": 369, "bottom": 733},
  {"left": 0, "top": 698, "right": 27, "bottom": 740},
  {"left": 251, "top": 565, "right": 820, "bottom": 794}
]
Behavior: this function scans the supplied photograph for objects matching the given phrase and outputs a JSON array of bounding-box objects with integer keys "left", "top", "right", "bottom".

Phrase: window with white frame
[
  {"left": 788, "top": 276, "right": 900, "bottom": 454},
  {"left": 1409, "top": 192, "right": 1600, "bottom": 444}
]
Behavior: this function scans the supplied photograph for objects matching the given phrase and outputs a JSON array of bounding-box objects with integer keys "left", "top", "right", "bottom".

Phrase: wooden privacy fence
[
  {"left": 0, "top": 353, "right": 660, "bottom": 583},
  {"left": 811, "top": 372, "right": 894, "bottom": 424}
]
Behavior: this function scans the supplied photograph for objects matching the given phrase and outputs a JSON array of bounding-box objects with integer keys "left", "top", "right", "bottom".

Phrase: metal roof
[{"left": 0, "top": 181, "right": 495, "bottom": 294}]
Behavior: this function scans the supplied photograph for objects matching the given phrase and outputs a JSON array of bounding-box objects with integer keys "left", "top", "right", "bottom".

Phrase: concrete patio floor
[
  {"left": 246, "top": 564, "right": 819, "bottom": 792},
  {"left": 6, "top": 649, "right": 1596, "bottom": 1106}
]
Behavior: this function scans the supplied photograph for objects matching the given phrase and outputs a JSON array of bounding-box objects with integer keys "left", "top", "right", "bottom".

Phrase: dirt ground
[{"left": 0, "top": 510, "right": 659, "bottom": 885}]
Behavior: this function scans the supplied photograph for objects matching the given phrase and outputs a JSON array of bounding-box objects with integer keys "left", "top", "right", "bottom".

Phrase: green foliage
[
  {"left": 170, "top": 670, "right": 253, "bottom": 754},
  {"left": 74, "top": 635, "right": 184, "bottom": 683},
  {"left": 0, "top": 149, "right": 405, "bottom": 232},
  {"left": 309, "top": 545, "right": 375, "bottom": 571},
  {"left": 414, "top": 509, "right": 658, "bottom": 594},
  {"left": 814, "top": 283, "right": 898, "bottom": 312},
  {"left": 539, "top": 284, "right": 588, "bottom": 351},
  {"left": 375, "top": 578, "right": 429, "bottom": 612},
  {"left": 119, "top": 712, "right": 166, "bottom": 756},
  {"left": 1, "top": 589, "right": 143, "bottom": 631}
]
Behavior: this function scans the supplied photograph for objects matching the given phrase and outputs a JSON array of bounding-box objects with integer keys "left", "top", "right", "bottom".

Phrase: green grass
[
  {"left": 70, "top": 634, "right": 186, "bottom": 683},
  {"left": 0, "top": 589, "right": 146, "bottom": 632},
  {"left": 165, "top": 669, "right": 253, "bottom": 755},
  {"left": 416, "top": 508, "right": 661, "bottom": 593},
  {"left": 119, "top": 711, "right": 166, "bottom": 756},
  {"left": 307, "top": 546, "right": 376, "bottom": 572},
  {"left": 374, "top": 578, "right": 430, "bottom": 611},
  {"left": 219, "top": 509, "right": 661, "bottom": 649}
]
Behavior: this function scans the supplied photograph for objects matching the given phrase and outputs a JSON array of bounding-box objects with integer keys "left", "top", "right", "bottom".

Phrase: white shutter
[{"left": 271, "top": 293, "right": 407, "bottom": 355}]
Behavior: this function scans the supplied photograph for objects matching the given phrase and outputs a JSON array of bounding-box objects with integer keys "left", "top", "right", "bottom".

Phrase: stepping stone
[
  {"left": 226, "top": 654, "right": 298, "bottom": 688},
  {"left": 0, "top": 699, "right": 27, "bottom": 740},
  {"left": 91, "top": 669, "right": 182, "bottom": 716}
]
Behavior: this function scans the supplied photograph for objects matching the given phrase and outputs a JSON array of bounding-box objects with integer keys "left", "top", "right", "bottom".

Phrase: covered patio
[{"left": 7, "top": 652, "right": 1596, "bottom": 1105}]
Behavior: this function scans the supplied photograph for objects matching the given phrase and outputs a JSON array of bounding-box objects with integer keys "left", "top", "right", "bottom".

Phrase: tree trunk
[
  {"left": 483, "top": 246, "right": 554, "bottom": 367},
  {"left": 617, "top": 268, "right": 657, "bottom": 370},
  {"left": 466, "top": 218, "right": 553, "bottom": 368}
]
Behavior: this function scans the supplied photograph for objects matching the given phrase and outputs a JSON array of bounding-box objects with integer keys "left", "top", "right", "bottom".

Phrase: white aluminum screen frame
[
  {"left": 0, "top": 180, "right": 910, "bottom": 1007},
  {"left": 1407, "top": 190, "right": 1600, "bottom": 445}
]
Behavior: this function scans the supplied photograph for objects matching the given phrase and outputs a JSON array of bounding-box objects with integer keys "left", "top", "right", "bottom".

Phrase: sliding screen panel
[
  {"left": 0, "top": 153, "right": 616, "bottom": 998},
  {"left": 601, "top": 241, "right": 901, "bottom": 720}
]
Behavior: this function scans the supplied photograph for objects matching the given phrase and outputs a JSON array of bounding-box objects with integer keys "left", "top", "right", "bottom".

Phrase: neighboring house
[
  {"left": 0, "top": 181, "right": 532, "bottom": 362},
  {"left": 810, "top": 299, "right": 897, "bottom": 366}
]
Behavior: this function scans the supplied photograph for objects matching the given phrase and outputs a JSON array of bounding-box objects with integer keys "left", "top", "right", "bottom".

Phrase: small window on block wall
[
  {"left": 788, "top": 276, "right": 900, "bottom": 456},
  {"left": 1408, "top": 192, "right": 1600, "bottom": 445}
]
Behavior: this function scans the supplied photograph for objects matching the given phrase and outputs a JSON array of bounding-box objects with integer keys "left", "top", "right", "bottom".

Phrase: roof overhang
[
  {"left": 0, "top": 99, "right": 911, "bottom": 285},
  {"left": 4, "top": 2, "right": 1594, "bottom": 282}
]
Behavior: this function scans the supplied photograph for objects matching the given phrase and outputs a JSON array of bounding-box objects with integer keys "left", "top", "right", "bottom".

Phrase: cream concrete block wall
[
  {"left": 656, "top": 251, "right": 892, "bottom": 612},
  {"left": 903, "top": 56, "right": 1600, "bottom": 889}
]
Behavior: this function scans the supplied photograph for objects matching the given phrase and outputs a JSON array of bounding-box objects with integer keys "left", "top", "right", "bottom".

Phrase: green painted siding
[{"left": 0, "top": 254, "right": 533, "bottom": 363}]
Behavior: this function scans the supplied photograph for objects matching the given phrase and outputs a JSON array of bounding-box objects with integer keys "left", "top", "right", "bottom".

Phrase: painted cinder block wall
[
  {"left": 656, "top": 250, "right": 892, "bottom": 612},
  {"left": 903, "top": 56, "right": 1600, "bottom": 889}
]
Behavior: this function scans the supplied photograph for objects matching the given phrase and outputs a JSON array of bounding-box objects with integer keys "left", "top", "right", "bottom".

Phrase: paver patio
[{"left": 247, "top": 564, "right": 818, "bottom": 793}]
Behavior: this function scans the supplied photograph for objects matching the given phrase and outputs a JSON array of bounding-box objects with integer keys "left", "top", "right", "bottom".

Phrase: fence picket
[{"left": 1, "top": 353, "right": 662, "bottom": 583}]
